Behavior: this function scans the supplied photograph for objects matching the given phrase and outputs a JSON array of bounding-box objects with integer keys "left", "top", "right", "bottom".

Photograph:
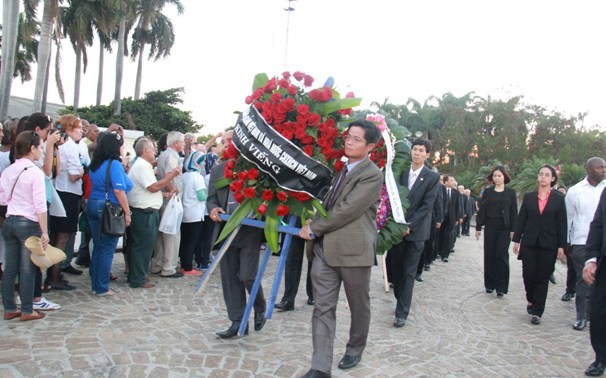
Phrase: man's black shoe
[
  {"left": 61, "top": 265, "right": 83, "bottom": 275},
  {"left": 274, "top": 300, "right": 294, "bottom": 311},
  {"left": 307, "top": 298, "right": 315, "bottom": 305},
  {"left": 415, "top": 274, "right": 423, "bottom": 282},
  {"left": 585, "top": 360, "right": 606, "bottom": 376},
  {"left": 441, "top": 257, "right": 449, "bottom": 262},
  {"left": 561, "top": 292, "right": 575, "bottom": 301},
  {"left": 338, "top": 355, "right": 361, "bottom": 370},
  {"left": 573, "top": 319, "right": 587, "bottom": 331},
  {"left": 424, "top": 264, "right": 430, "bottom": 272},
  {"left": 549, "top": 274, "right": 557, "bottom": 284},
  {"left": 299, "top": 369, "right": 331, "bottom": 378},
  {"left": 393, "top": 317, "right": 405, "bottom": 328},
  {"left": 216, "top": 323, "right": 247, "bottom": 339},
  {"left": 254, "top": 312, "right": 266, "bottom": 331}
]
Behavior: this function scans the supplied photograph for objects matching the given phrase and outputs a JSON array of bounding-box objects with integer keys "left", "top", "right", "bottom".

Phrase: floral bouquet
[{"left": 214, "top": 71, "right": 362, "bottom": 252}]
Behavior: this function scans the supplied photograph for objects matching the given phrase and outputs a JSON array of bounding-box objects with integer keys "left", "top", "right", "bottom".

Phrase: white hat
[{"left": 25, "top": 236, "right": 66, "bottom": 269}]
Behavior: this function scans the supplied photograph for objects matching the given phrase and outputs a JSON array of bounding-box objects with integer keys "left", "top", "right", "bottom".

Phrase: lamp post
[{"left": 283, "top": 0, "right": 296, "bottom": 71}]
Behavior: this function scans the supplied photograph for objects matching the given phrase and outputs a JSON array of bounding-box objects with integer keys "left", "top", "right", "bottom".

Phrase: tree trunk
[
  {"left": 42, "top": 42, "right": 52, "bottom": 114},
  {"left": 33, "top": 0, "right": 58, "bottom": 112},
  {"left": 113, "top": 18, "right": 126, "bottom": 115},
  {"left": 96, "top": 43, "right": 104, "bottom": 106},
  {"left": 0, "top": 0, "right": 21, "bottom": 119},
  {"left": 73, "top": 44, "right": 82, "bottom": 111},
  {"left": 134, "top": 43, "right": 145, "bottom": 100}
]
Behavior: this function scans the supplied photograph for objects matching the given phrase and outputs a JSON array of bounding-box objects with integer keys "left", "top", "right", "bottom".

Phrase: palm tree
[
  {"left": 0, "top": 0, "right": 22, "bottom": 119},
  {"left": 32, "top": 0, "right": 61, "bottom": 112},
  {"left": 130, "top": 0, "right": 183, "bottom": 100}
]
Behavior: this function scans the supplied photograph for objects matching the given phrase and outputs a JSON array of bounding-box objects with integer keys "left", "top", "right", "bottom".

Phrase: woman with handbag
[
  {"left": 86, "top": 132, "right": 132, "bottom": 296},
  {"left": 1, "top": 131, "right": 49, "bottom": 321},
  {"left": 513, "top": 164, "right": 567, "bottom": 325}
]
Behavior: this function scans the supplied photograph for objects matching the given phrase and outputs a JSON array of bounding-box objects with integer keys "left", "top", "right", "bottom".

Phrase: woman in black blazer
[
  {"left": 512, "top": 164, "right": 567, "bottom": 325},
  {"left": 475, "top": 166, "right": 518, "bottom": 298}
]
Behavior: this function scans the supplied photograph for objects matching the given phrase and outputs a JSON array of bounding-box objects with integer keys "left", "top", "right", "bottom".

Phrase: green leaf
[
  {"left": 253, "top": 73, "right": 269, "bottom": 91},
  {"left": 264, "top": 215, "right": 280, "bottom": 252},
  {"left": 311, "top": 198, "right": 328, "bottom": 217},
  {"left": 215, "top": 200, "right": 253, "bottom": 245},
  {"left": 316, "top": 98, "right": 362, "bottom": 116},
  {"left": 214, "top": 177, "right": 230, "bottom": 189}
]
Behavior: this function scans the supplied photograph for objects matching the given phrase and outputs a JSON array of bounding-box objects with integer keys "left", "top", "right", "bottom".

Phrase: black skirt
[{"left": 50, "top": 191, "right": 82, "bottom": 233}]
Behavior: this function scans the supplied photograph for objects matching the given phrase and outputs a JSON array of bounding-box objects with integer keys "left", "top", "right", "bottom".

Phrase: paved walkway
[{"left": 0, "top": 233, "right": 594, "bottom": 377}]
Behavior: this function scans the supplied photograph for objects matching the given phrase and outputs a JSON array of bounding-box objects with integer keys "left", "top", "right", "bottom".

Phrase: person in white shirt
[
  {"left": 565, "top": 157, "right": 606, "bottom": 331},
  {"left": 178, "top": 150, "right": 207, "bottom": 277},
  {"left": 48, "top": 115, "right": 84, "bottom": 291}
]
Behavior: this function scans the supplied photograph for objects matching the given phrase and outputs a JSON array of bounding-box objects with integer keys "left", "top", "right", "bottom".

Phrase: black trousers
[
  {"left": 483, "top": 227, "right": 511, "bottom": 294},
  {"left": 590, "top": 257, "right": 606, "bottom": 363},
  {"left": 281, "top": 236, "right": 313, "bottom": 303},
  {"left": 565, "top": 249, "right": 577, "bottom": 295},
  {"left": 387, "top": 239, "right": 424, "bottom": 320},
  {"left": 520, "top": 244, "right": 557, "bottom": 317},
  {"left": 438, "top": 221, "right": 455, "bottom": 258},
  {"left": 462, "top": 217, "right": 471, "bottom": 235},
  {"left": 417, "top": 225, "right": 438, "bottom": 275}
]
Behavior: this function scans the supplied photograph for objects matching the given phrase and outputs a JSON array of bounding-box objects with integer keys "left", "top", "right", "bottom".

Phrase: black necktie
[{"left": 327, "top": 166, "right": 348, "bottom": 209}]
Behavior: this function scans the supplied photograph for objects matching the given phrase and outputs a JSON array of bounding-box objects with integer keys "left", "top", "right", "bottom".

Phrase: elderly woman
[
  {"left": 1, "top": 131, "right": 49, "bottom": 321},
  {"left": 178, "top": 150, "right": 207, "bottom": 276},
  {"left": 513, "top": 164, "right": 567, "bottom": 325},
  {"left": 87, "top": 133, "right": 132, "bottom": 296},
  {"left": 47, "top": 114, "right": 84, "bottom": 290}
]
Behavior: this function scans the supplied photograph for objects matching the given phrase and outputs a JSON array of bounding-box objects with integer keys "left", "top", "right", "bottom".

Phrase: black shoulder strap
[
  {"left": 105, "top": 160, "right": 112, "bottom": 200},
  {"left": 8, "top": 167, "right": 29, "bottom": 202}
]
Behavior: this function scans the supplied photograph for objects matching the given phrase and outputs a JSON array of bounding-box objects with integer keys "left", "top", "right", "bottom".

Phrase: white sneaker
[{"left": 33, "top": 297, "right": 61, "bottom": 311}]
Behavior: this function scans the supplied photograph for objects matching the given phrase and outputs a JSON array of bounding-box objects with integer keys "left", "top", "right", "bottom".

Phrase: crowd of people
[{"left": 1, "top": 113, "right": 605, "bottom": 377}]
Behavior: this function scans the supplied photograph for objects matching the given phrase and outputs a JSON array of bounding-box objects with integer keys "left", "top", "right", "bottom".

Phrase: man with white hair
[{"left": 151, "top": 131, "right": 185, "bottom": 278}]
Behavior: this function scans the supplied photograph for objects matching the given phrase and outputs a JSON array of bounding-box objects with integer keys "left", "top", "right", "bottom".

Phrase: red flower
[
  {"left": 293, "top": 71, "right": 304, "bottom": 81},
  {"left": 303, "top": 75, "right": 314, "bottom": 87},
  {"left": 237, "top": 171, "right": 248, "bottom": 181},
  {"left": 334, "top": 160, "right": 345, "bottom": 172},
  {"left": 303, "top": 145, "right": 314, "bottom": 156},
  {"left": 234, "top": 192, "right": 245, "bottom": 203},
  {"left": 345, "top": 91, "right": 355, "bottom": 98},
  {"left": 297, "top": 104, "right": 309, "bottom": 115},
  {"left": 295, "top": 192, "right": 311, "bottom": 201},
  {"left": 224, "top": 167, "right": 233, "bottom": 179},
  {"left": 262, "top": 190, "right": 274, "bottom": 201},
  {"left": 282, "top": 71, "right": 291, "bottom": 80},
  {"left": 225, "top": 160, "right": 235, "bottom": 169},
  {"left": 257, "top": 203, "right": 267, "bottom": 215},
  {"left": 276, "top": 205, "right": 290, "bottom": 216},
  {"left": 247, "top": 168, "right": 259, "bottom": 180},
  {"left": 287, "top": 86, "right": 297, "bottom": 95},
  {"left": 229, "top": 180, "right": 244, "bottom": 192},
  {"left": 276, "top": 191, "right": 287, "bottom": 201},
  {"left": 243, "top": 187, "right": 256, "bottom": 198}
]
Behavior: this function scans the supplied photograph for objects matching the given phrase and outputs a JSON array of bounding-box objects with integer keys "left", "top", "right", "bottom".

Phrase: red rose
[
  {"left": 271, "top": 92, "right": 282, "bottom": 103},
  {"left": 224, "top": 167, "right": 233, "bottom": 179},
  {"left": 297, "top": 104, "right": 309, "bottom": 115},
  {"left": 276, "top": 191, "right": 287, "bottom": 201},
  {"left": 247, "top": 168, "right": 259, "bottom": 180},
  {"left": 295, "top": 192, "right": 311, "bottom": 201},
  {"left": 225, "top": 160, "right": 235, "bottom": 169},
  {"left": 261, "top": 190, "right": 274, "bottom": 201},
  {"left": 345, "top": 91, "right": 355, "bottom": 98},
  {"left": 334, "top": 160, "right": 345, "bottom": 172},
  {"left": 287, "top": 86, "right": 297, "bottom": 95},
  {"left": 307, "top": 113, "right": 321, "bottom": 126},
  {"left": 238, "top": 171, "right": 248, "bottom": 181},
  {"left": 234, "top": 192, "right": 245, "bottom": 203},
  {"left": 245, "top": 96, "right": 253, "bottom": 105},
  {"left": 243, "top": 187, "right": 256, "bottom": 198},
  {"left": 282, "top": 71, "right": 291, "bottom": 80},
  {"left": 303, "top": 145, "right": 314, "bottom": 156},
  {"left": 293, "top": 71, "right": 304, "bottom": 81},
  {"left": 303, "top": 75, "right": 314, "bottom": 87},
  {"left": 257, "top": 203, "right": 267, "bottom": 215},
  {"left": 276, "top": 205, "right": 290, "bottom": 216},
  {"left": 229, "top": 180, "right": 244, "bottom": 192}
]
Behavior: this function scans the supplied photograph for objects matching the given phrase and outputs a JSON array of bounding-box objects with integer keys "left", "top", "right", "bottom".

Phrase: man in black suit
[
  {"left": 207, "top": 132, "right": 266, "bottom": 339},
  {"left": 462, "top": 189, "right": 474, "bottom": 236},
  {"left": 417, "top": 167, "right": 443, "bottom": 278},
  {"left": 583, "top": 188, "right": 606, "bottom": 376},
  {"left": 438, "top": 175, "right": 462, "bottom": 262},
  {"left": 386, "top": 139, "right": 440, "bottom": 327}
]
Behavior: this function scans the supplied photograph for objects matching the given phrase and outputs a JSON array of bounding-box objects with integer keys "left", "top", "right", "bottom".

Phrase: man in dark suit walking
[
  {"left": 583, "top": 187, "right": 606, "bottom": 376},
  {"left": 386, "top": 139, "right": 440, "bottom": 327},
  {"left": 207, "top": 131, "right": 267, "bottom": 339},
  {"left": 298, "top": 120, "right": 383, "bottom": 378},
  {"left": 439, "top": 175, "right": 463, "bottom": 262}
]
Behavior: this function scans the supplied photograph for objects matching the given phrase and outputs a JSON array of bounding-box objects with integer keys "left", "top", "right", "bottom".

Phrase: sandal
[
  {"left": 4, "top": 311, "right": 21, "bottom": 320},
  {"left": 20, "top": 310, "right": 45, "bottom": 321},
  {"left": 96, "top": 289, "right": 116, "bottom": 297},
  {"left": 110, "top": 272, "right": 118, "bottom": 281}
]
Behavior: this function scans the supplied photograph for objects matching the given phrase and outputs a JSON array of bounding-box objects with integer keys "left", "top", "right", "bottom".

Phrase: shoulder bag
[{"left": 101, "top": 160, "right": 126, "bottom": 236}]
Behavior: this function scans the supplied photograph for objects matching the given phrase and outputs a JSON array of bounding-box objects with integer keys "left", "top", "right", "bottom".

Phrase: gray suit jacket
[
  {"left": 305, "top": 157, "right": 383, "bottom": 267},
  {"left": 400, "top": 166, "right": 440, "bottom": 242}
]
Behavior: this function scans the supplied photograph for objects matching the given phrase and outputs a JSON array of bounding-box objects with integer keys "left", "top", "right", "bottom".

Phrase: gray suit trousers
[{"left": 310, "top": 242, "right": 371, "bottom": 374}]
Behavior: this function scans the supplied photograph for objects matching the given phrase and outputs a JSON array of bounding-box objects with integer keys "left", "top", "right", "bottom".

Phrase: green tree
[
  {"left": 64, "top": 87, "right": 198, "bottom": 139},
  {"left": 509, "top": 157, "right": 558, "bottom": 195},
  {"left": 0, "top": 0, "right": 22, "bottom": 119}
]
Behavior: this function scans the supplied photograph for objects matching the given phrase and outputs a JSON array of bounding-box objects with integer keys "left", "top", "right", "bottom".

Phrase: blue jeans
[
  {"left": 1, "top": 216, "right": 42, "bottom": 314},
  {"left": 87, "top": 199, "right": 120, "bottom": 294}
]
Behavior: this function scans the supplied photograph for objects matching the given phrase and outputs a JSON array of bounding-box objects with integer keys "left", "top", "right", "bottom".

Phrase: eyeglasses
[{"left": 343, "top": 135, "right": 365, "bottom": 144}]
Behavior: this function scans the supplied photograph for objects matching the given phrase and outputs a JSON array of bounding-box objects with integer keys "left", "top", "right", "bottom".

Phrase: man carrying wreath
[{"left": 298, "top": 120, "right": 383, "bottom": 378}]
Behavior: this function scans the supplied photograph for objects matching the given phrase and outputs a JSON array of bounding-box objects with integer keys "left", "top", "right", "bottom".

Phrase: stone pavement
[{"left": 0, "top": 234, "right": 595, "bottom": 378}]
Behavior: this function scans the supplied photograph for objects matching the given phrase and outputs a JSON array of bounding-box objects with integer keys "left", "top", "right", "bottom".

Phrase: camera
[{"left": 50, "top": 123, "right": 67, "bottom": 140}]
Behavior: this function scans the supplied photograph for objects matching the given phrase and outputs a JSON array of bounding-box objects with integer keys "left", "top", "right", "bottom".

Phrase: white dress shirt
[
  {"left": 565, "top": 177, "right": 606, "bottom": 245},
  {"left": 408, "top": 166, "right": 423, "bottom": 190},
  {"left": 54, "top": 137, "right": 83, "bottom": 195}
]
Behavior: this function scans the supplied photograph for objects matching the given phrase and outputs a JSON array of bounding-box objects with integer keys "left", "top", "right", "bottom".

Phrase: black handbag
[{"left": 100, "top": 161, "right": 125, "bottom": 236}]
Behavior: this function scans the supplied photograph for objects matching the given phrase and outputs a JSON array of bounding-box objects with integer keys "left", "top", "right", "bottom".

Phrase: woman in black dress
[
  {"left": 513, "top": 164, "right": 567, "bottom": 325},
  {"left": 475, "top": 166, "right": 518, "bottom": 298}
]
